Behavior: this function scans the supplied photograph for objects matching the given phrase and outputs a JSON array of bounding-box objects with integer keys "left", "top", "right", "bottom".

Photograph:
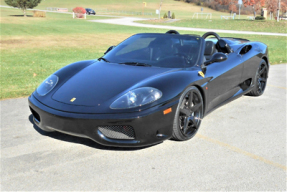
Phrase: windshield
[{"left": 104, "top": 34, "right": 202, "bottom": 68}]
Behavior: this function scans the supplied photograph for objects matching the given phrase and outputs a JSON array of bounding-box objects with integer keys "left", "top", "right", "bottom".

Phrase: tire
[
  {"left": 172, "top": 86, "right": 204, "bottom": 141},
  {"left": 246, "top": 60, "right": 268, "bottom": 96}
]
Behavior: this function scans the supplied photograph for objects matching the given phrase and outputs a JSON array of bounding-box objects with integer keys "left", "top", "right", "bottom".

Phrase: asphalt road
[{"left": 1, "top": 64, "right": 286, "bottom": 191}]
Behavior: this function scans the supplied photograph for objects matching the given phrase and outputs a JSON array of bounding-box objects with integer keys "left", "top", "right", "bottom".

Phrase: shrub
[
  {"left": 33, "top": 11, "right": 46, "bottom": 17},
  {"left": 255, "top": 16, "right": 265, "bottom": 20},
  {"left": 163, "top": 13, "right": 167, "bottom": 18},
  {"left": 73, "top": 7, "right": 86, "bottom": 18},
  {"left": 171, "top": 12, "right": 175, "bottom": 19}
]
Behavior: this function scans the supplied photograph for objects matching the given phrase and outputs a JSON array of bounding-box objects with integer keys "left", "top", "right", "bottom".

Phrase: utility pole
[
  {"left": 159, "top": 0, "right": 163, "bottom": 19},
  {"left": 238, "top": 0, "right": 242, "bottom": 19},
  {"left": 277, "top": 0, "right": 281, "bottom": 22}
]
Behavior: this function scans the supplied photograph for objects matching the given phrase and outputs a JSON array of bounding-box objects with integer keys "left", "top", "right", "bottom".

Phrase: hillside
[{"left": 0, "top": 0, "right": 230, "bottom": 19}]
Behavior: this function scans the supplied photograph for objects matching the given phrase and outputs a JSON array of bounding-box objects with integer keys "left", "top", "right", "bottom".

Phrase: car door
[
  {"left": 239, "top": 44, "right": 263, "bottom": 83},
  {"left": 204, "top": 52, "right": 244, "bottom": 113}
]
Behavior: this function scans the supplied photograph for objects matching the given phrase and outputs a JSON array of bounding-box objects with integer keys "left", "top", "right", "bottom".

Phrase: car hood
[{"left": 52, "top": 62, "right": 178, "bottom": 107}]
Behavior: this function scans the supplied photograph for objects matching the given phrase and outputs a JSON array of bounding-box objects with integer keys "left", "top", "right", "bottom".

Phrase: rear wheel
[
  {"left": 247, "top": 60, "right": 268, "bottom": 96},
  {"left": 172, "top": 86, "right": 203, "bottom": 141}
]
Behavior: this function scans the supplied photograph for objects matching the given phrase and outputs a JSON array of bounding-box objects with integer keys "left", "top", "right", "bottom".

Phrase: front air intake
[
  {"left": 98, "top": 125, "right": 135, "bottom": 140},
  {"left": 30, "top": 107, "right": 40, "bottom": 123}
]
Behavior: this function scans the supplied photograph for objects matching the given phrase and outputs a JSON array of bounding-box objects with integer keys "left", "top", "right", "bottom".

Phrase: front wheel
[
  {"left": 172, "top": 86, "right": 204, "bottom": 141},
  {"left": 247, "top": 60, "right": 268, "bottom": 96}
]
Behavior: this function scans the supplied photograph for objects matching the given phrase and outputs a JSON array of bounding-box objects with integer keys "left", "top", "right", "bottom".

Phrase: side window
[{"left": 240, "top": 45, "right": 252, "bottom": 55}]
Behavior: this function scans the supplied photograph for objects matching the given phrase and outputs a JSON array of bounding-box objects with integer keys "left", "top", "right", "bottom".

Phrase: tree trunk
[
  {"left": 277, "top": 0, "right": 281, "bottom": 22},
  {"left": 253, "top": 5, "right": 256, "bottom": 18},
  {"left": 23, "top": 8, "right": 27, "bottom": 17}
]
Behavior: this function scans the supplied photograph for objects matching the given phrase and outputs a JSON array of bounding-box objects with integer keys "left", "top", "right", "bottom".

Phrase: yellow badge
[
  {"left": 70, "top": 97, "right": 76, "bottom": 102},
  {"left": 198, "top": 71, "right": 205, "bottom": 78}
]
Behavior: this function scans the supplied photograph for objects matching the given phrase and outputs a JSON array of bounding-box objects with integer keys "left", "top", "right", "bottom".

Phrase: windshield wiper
[
  {"left": 98, "top": 57, "right": 110, "bottom": 63},
  {"left": 119, "top": 62, "right": 152, "bottom": 67}
]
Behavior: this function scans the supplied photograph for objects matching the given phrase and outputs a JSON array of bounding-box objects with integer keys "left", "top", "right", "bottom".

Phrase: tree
[
  {"left": 5, "top": 0, "right": 42, "bottom": 17},
  {"left": 243, "top": 0, "right": 265, "bottom": 18},
  {"left": 215, "top": 0, "right": 238, "bottom": 15},
  {"left": 265, "top": 0, "right": 277, "bottom": 19},
  {"left": 280, "top": 0, "right": 287, "bottom": 14}
]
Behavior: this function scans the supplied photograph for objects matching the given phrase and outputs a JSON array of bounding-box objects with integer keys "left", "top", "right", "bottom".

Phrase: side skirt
[{"left": 203, "top": 84, "right": 255, "bottom": 117}]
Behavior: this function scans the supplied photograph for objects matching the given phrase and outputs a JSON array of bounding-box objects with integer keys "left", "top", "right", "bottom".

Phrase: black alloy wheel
[
  {"left": 172, "top": 86, "right": 203, "bottom": 141},
  {"left": 247, "top": 60, "right": 268, "bottom": 96}
]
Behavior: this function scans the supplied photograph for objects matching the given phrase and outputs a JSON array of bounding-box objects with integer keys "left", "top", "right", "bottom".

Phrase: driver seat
[{"left": 204, "top": 41, "right": 217, "bottom": 60}]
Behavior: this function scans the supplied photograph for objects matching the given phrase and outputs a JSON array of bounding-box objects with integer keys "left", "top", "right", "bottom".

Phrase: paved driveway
[
  {"left": 90, "top": 17, "right": 287, "bottom": 36},
  {"left": 1, "top": 64, "right": 286, "bottom": 191}
]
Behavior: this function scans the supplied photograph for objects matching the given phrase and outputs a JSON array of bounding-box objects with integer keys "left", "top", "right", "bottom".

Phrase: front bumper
[{"left": 28, "top": 95, "right": 178, "bottom": 147}]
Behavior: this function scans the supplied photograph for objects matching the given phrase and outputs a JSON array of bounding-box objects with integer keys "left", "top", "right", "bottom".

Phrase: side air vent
[{"left": 240, "top": 45, "right": 252, "bottom": 55}]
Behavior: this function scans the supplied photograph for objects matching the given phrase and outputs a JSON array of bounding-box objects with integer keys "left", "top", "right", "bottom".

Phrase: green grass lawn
[
  {"left": 138, "top": 19, "right": 287, "bottom": 33},
  {"left": 1, "top": 8, "right": 286, "bottom": 99}
]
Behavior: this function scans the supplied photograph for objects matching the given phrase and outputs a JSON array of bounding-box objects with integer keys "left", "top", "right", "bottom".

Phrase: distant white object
[
  {"left": 156, "top": 9, "right": 159, "bottom": 14},
  {"left": 238, "top": 1, "right": 242, "bottom": 19},
  {"left": 247, "top": 16, "right": 254, "bottom": 20},
  {"left": 221, "top": 15, "right": 235, "bottom": 19},
  {"left": 73, "top": 12, "right": 86, "bottom": 19},
  {"left": 57, "top": 8, "right": 68, "bottom": 12},
  {"left": 192, "top": 13, "right": 212, "bottom": 19}
]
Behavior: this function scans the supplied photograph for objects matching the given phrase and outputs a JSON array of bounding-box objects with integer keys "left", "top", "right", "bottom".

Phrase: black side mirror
[
  {"left": 204, "top": 52, "right": 228, "bottom": 66},
  {"left": 104, "top": 46, "right": 115, "bottom": 54}
]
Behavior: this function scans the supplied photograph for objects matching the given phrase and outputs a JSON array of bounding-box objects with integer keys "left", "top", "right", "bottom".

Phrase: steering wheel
[
  {"left": 173, "top": 53, "right": 191, "bottom": 64},
  {"left": 157, "top": 53, "right": 188, "bottom": 61},
  {"left": 202, "top": 32, "right": 221, "bottom": 40},
  {"left": 174, "top": 53, "right": 188, "bottom": 58}
]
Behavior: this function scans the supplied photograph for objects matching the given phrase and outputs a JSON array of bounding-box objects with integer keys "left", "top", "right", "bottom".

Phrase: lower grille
[
  {"left": 30, "top": 107, "right": 40, "bottom": 123},
  {"left": 98, "top": 125, "right": 135, "bottom": 140}
]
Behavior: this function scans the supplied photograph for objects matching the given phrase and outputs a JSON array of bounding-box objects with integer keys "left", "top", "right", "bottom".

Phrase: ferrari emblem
[
  {"left": 198, "top": 71, "right": 205, "bottom": 78},
  {"left": 70, "top": 97, "right": 76, "bottom": 102}
]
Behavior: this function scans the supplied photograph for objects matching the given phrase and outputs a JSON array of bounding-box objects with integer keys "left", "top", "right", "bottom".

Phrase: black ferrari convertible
[{"left": 28, "top": 31, "right": 269, "bottom": 147}]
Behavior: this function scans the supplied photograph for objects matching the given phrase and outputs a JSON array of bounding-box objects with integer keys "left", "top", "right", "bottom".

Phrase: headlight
[
  {"left": 36, "top": 74, "right": 59, "bottom": 96},
  {"left": 110, "top": 87, "right": 162, "bottom": 109}
]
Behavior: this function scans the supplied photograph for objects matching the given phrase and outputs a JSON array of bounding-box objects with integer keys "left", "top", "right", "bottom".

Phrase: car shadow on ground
[{"left": 28, "top": 115, "right": 155, "bottom": 151}]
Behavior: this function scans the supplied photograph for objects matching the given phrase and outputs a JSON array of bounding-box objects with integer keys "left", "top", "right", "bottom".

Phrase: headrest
[{"left": 204, "top": 41, "right": 216, "bottom": 55}]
